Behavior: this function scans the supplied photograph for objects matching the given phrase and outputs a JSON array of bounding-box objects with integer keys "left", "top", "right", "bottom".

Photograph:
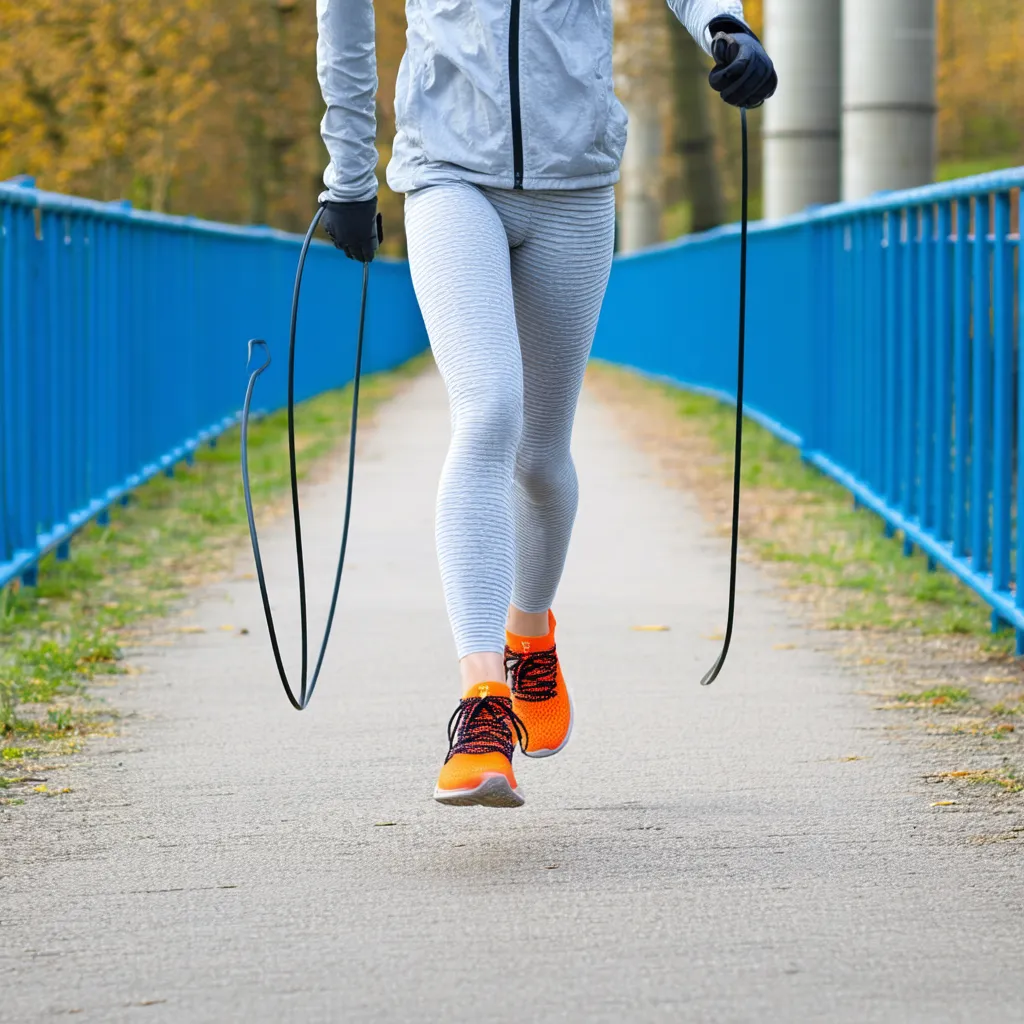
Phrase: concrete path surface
[{"left": 2, "top": 366, "right": 1022, "bottom": 1022}]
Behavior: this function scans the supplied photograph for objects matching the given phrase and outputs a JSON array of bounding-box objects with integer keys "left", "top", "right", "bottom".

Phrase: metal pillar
[
  {"left": 842, "top": 0, "right": 937, "bottom": 201},
  {"left": 763, "top": 0, "right": 841, "bottom": 219}
]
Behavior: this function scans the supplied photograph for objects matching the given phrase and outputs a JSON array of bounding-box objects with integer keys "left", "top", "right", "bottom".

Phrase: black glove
[
  {"left": 320, "top": 197, "right": 384, "bottom": 263},
  {"left": 707, "top": 17, "right": 778, "bottom": 109}
]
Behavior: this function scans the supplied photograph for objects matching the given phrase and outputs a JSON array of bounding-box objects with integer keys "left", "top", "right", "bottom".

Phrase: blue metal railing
[
  {"left": 6, "top": 167, "right": 1022, "bottom": 650},
  {"left": 0, "top": 179, "right": 427, "bottom": 589},
  {"left": 595, "top": 167, "right": 1024, "bottom": 651}
]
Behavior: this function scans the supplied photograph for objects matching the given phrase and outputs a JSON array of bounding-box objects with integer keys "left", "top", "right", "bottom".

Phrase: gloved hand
[
  {"left": 707, "top": 16, "right": 778, "bottom": 109},
  {"left": 320, "top": 197, "right": 384, "bottom": 263}
]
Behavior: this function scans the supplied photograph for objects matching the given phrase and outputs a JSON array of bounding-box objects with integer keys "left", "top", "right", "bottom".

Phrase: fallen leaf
[
  {"left": 773, "top": 643, "right": 797, "bottom": 651},
  {"left": 176, "top": 626, "right": 206, "bottom": 634},
  {"left": 703, "top": 632, "right": 725, "bottom": 641},
  {"left": 632, "top": 625, "right": 670, "bottom": 632},
  {"left": 374, "top": 821, "right": 398, "bottom": 827},
  {"left": 931, "top": 801, "right": 957, "bottom": 807},
  {"left": 982, "top": 675, "right": 1017, "bottom": 685},
  {"left": 219, "top": 625, "right": 235, "bottom": 632}
]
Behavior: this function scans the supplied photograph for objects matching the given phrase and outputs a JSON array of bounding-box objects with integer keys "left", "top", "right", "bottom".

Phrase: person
[{"left": 315, "top": 0, "right": 776, "bottom": 807}]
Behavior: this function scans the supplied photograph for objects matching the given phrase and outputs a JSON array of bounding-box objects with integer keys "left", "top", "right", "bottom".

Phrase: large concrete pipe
[
  {"left": 763, "top": 0, "right": 841, "bottom": 219},
  {"left": 842, "top": 0, "right": 937, "bottom": 201},
  {"left": 619, "top": 106, "right": 663, "bottom": 251}
]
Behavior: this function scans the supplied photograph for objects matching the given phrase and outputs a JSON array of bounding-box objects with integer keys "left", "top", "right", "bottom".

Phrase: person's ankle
[
  {"left": 459, "top": 651, "right": 505, "bottom": 692},
  {"left": 506, "top": 605, "right": 551, "bottom": 639}
]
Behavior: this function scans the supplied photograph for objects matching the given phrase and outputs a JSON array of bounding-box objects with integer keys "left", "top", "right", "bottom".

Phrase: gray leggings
[{"left": 405, "top": 182, "right": 615, "bottom": 658}]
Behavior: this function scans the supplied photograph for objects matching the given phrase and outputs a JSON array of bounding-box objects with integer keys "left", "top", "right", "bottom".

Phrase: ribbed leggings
[{"left": 405, "top": 182, "right": 615, "bottom": 658}]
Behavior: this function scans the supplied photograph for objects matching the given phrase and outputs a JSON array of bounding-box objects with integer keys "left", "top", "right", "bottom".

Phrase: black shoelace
[
  {"left": 504, "top": 647, "right": 558, "bottom": 702},
  {"left": 446, "top": 695, "right": 528, "bottom": 762}
]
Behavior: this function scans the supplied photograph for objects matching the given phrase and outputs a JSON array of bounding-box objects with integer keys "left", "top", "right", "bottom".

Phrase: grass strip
[
  {"left": 588, "top": 361, "right": 1012, "bottom": 646},
  {"left": 0, "top": 353, "right": 430, "bottom": 789},
  {"left": 588, "top": 363, "right": 1024, "bottom": 803}
]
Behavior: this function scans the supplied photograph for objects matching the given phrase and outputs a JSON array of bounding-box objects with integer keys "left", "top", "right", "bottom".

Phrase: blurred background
[{"left": 0, "top": 0, "right": 1020, "bottom": 255}]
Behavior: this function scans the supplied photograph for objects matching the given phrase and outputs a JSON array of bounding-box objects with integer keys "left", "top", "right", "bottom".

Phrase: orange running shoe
[
  {"left": 505, "top": 611, "right": 573, "bottom": 758},
  {"left": 434, "top": 682, "right": 528, "bottom": 807}
]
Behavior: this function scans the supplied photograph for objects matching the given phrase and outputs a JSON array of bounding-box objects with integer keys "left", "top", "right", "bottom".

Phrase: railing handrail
[
  {"left": 617, "top": 164, "right": 1024, "bottom": 261},
  {"left": 0, "top": 179, "right": 411, "bottom": 262},
  {"left": 0, "top": 177, "right": 425, "bottom": 590},
  {"left": 596, "top": 162, "right": 1024, "bottom": 652}
]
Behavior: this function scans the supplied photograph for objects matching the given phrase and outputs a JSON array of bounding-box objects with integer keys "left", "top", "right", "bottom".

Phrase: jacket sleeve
[
  {"left": 317, "top": 0, "right": 379, "bottom": 203},
  {"left": 665, "top": 0, "right": 748, "bottom": 55}
]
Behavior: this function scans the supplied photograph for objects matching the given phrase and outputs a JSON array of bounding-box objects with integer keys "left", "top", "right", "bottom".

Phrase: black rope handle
[
  {"left": 700, "top": 106, "right": 749, "bottom": 687},
  {"left": 241, "top": 206, "right": 369, "bottom": 710}
]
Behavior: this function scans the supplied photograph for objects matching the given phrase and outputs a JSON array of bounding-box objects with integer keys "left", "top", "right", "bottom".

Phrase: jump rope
[{"left": 241, "top": 85, "right": 749, "bottom": 708}]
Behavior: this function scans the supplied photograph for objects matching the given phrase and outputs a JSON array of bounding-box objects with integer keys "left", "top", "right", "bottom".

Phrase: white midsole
[
  {"left": 433, "top": 771, "right": 525, "bottom": 807},
  {"left": 433, "top": 777, "right": 518, "bottom": 801}
]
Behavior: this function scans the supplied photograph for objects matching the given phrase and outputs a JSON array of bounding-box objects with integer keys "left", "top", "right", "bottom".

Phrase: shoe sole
[
  {"left": 433, "top": 774, "right": 525, "bottom": 808},
  {"left": 518, "top": 690, "right": 574, "bottom": 759}
]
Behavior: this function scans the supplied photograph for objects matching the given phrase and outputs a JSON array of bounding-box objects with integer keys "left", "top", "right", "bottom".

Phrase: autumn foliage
[
  {"left": 0, "top": 0, "right": 1020, "bottom": 242},
  {"left": 0, "top": 0, "right": 407, "bottom": 236}
]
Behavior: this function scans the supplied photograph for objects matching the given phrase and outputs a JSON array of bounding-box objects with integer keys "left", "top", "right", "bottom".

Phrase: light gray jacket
[{"left": 317, "top": 0, "right": 745, "bottom": 201}]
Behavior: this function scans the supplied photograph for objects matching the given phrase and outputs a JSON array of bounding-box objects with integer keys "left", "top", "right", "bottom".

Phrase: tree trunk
[
  {"left": 614, "top": 0, "right": 668, "bottom": 251},
  {"left": 666, "top": 12, "right": 724, "bottom": 233}
]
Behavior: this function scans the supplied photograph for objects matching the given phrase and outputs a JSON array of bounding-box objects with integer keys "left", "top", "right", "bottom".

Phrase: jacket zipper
[{"left": 508, "top": 0, "right": 524, "bottom": 188}]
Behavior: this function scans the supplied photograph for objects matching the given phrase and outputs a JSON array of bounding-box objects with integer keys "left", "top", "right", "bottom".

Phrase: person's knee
[
  {"left": 452, "top": 391, "right": 523, "bottom": 463},
  {"left": 515, "top": 450, "right": 576, "bottom": 508}
]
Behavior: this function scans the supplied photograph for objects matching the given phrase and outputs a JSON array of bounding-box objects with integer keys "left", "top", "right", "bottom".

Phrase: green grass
[
  {"left": 896, "top": 686, "right": 973, "bottom": 707},
  {"left": 937, "top": 154, "right": 1022, "bottom": 182},
  {"left": 600, "top": 367, "right": 1014, "bottom": 647},
  {"left": 662, "top": 193, "right": 765, "bottom": 242},
  {"left": 0, "top": 354, "right": 429, "bottom": 779},
  {"left": 991, "top": 698, "right": 1024, "bottom": 717},
  {"left": 946, "top": 768, "right": 1024, "bottom": 794}
]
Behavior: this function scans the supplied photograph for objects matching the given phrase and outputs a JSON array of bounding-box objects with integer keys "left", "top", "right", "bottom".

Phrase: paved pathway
[{"left": 3, "top": 367, "right": 1022, "bottom": 1022}]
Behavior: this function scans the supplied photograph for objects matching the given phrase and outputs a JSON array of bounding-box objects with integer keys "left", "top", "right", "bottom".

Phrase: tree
[
  {"left": 665, "top": 10, "right": 723, "bottom": 233},
  {"left": 1, "top": 0, "right": 1018, "bottom": 244}
]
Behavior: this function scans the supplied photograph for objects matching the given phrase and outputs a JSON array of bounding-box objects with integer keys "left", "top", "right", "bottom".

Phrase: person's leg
[
  {"left": 404, "top": 183, "right": 523, "bottom": 689},
  {"left": 504, "top": 186, "right": 617, "bottom": 624},
  {"left": 477, "top": 186, "right": 615, "bottom": 758}
]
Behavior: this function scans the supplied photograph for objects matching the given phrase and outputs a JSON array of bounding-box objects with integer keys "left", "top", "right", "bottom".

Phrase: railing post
[
  {"left": 805, "top": 215, "right": 824, "bottom": 456},
  {"left": 952, "top": 198, "right": 971, "bottom": 558},
  {"left": 971, "top": 196, "right": 991, "bottom": 575},
  {"left": 933, "top": 201, "right": 952, "bottom": 545},
  {"left": 1017, "top": 190, "right": 1024, "bottom": 654},
  {"left": 917, "top": 204, "right": 934, "bottom": 532},
  {"left": 900, "top": 206, "right": 917, "bottom": 556},
  {"left": 991, "top": 192, "right": 1013, "bottom": 603},
  {"left": 884, "top": 210, "right": 900, "bottom": 515}
]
